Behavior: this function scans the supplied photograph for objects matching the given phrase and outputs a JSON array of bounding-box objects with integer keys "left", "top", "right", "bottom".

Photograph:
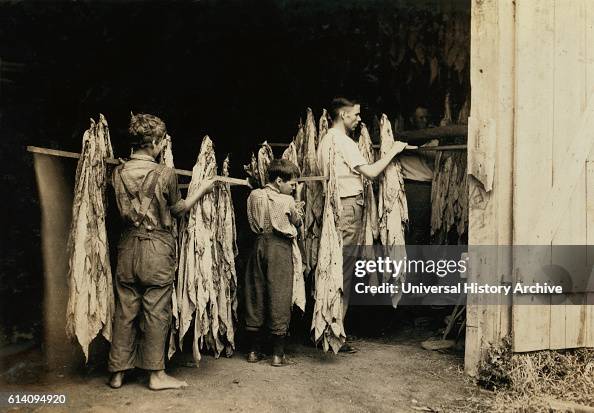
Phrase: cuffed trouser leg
[
  {"left": 265, "top": 236, "right": 293, "bottom": 335},
  {"left": 244, "top": 237, "right": 267, "bottom": 333},
  {"left": 244, "top": 234, "right": 293, "bottom": 336},
  {"left": 108, "top": 279, "right": 142, "bottom": 372},
  {"left": 136, "top": 283, "right": 172, "bottom": 371}
]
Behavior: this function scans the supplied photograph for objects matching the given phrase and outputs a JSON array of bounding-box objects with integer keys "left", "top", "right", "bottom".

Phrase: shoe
[
  {"left": 338, "top": 343, "right": 358, "bottom": 354},
  {"left": 271, "top": 355, "right": 295, "bottom": 367},
  {"left": 247, "top": 351, "right": 261, "bottom": 363}
]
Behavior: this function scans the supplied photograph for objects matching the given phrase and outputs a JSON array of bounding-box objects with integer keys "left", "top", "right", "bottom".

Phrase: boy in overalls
[
  {"left": 108, "top": 113, "right": 214, "bottom": 390},
  {"left": 244, "top": 159, "right": 303, "bottom": 367}
]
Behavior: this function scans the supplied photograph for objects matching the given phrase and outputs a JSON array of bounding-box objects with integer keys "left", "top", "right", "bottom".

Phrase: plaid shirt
[
  {"left": 247, "top": 184, "right": 303, "bottom": 237},
  {"left": 112, "top": 153, "right": 185, "bottom": 231}
]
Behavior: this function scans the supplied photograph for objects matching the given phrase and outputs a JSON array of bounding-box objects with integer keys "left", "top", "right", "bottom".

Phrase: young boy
[
  {"left": 244, "top": 159, "right": 303, "bottom": 367},
  {"left": 108, "top": 113, "right": 215, "bottom": 390}
]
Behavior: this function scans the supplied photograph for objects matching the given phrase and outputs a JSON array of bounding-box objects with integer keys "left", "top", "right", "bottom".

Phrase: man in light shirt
[
  {"left": 317, "top": 97, "right": 411, "bottom": 353},
  {"left": 398, "top": 106, "right": 438, "bottom": 245}
]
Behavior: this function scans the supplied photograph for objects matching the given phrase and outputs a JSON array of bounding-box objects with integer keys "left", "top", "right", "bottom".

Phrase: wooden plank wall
[
  {"left": 511, "top": 0, "right": 555, "bottom": 352},
  {"left": 586, "top": 0, "right": 594, "bottom": 348},
  {"left": 512, "top": 0, "right": 594, "bottom": 351},
  {"left": 465, "top": 0, "right": 514, "bottom": 375},
  {"left": 550, "top": 0, "right": 588, "bottom": 350}
]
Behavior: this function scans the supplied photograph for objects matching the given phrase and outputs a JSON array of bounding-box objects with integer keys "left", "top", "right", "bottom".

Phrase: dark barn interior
[{"left": 0, "top": 0, "right": 470, "bottom": 364}]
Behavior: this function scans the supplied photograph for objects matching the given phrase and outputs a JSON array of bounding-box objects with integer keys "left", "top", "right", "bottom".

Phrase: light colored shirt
[
  {"left": 399, "top": 153, "right": 434, "bottom": 182},
  {"left": 317, "top": 128, "right": 367, "bottom": 198},
  {"left": 112, "top": 153, "right": 185, "bottom": 231},
  {"left": 247, "top": 184, "right": 303, "bottom": 237}
]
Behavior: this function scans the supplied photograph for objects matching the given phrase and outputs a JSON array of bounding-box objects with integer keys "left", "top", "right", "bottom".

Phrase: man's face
[
  {"left": 342, "top": 104, "right": 361, "bottom": 132},
  {"left": 414, "top": 108, "right": 429, "bottom": 129},
  {"left": 276, "top": 177, "right": 296, "bottom": 196}
]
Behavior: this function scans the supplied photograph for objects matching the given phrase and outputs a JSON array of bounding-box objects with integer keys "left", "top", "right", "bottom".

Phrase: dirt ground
[{"left": 0, "top": 314, "right": 493, "bottom": 413}]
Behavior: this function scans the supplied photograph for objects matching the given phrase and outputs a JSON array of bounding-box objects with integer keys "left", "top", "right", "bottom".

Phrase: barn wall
[
  {"left": 467, "top": 0, "right": 594, "bottom": 375},
  {"left": 465, "top": 0, "right": 514, "bottom": 376},
  {"left": 512, "top": 0, "right": 594, "bottom": 353}
]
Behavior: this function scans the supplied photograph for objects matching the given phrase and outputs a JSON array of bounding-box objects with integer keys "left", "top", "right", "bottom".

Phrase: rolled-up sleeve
[
  {"left": 340, "top": 139, "right": 367, "bottom": 172},
  {"left": 164, "top": 167, "right": 186, "bottom": 217}
]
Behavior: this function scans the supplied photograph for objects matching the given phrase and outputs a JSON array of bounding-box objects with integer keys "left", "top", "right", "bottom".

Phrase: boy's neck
[{"left": 133, "top": 148, "right": 156, "bottom": 159}]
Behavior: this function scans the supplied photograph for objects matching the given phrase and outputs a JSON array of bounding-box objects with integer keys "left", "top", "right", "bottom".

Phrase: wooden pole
[
  {"left": 266, "top": 125, "right": 467, "bottom": 148},
  {"left": 27, "top": 144, "right": 467, "bottom": 188},
  {"left": 267, "top": 143, "right": 467, "bottom": 151},
  {"left": 26, "top": 146, "right": 252, "bottom": 186}
]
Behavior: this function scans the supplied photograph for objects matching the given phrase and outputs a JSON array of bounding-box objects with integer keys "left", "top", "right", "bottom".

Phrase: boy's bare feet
[
  {"left": 148, "top": 370, "right": 188, "bottom": 390},
  {"left": 109, "top": 372, "right": 124, "bottom": 389}
]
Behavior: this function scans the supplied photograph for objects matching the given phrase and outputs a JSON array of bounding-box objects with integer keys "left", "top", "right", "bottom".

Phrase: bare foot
[
  {"left": 148, "top": 370, "right": 188, "bottom": 390},
  {"left": 109, "top": 372, "right": 124, "bottom": 389}
]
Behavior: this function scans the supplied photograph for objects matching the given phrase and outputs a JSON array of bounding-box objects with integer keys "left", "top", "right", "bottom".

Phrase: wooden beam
[
  {"left": 27, "top": 146, "right": 194, "bottom": 177},
  {"left": 268, "top": 143, "right": 467, "bottom": 151},
  {"left": 396, "top": 125, "right": 467, "bottom": 142},
  {"left": 266, "top": 125, "right": 467, "bottom": 148},
  {"left": 465, "top": 0, "right": 515, "bottom": 376},
  {"left": 409, "top": 144, "right": 467, "bottom": 152}
]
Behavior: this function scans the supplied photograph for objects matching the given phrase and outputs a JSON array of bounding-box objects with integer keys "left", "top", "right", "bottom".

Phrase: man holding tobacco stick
[{"left": 317, "top": 97, "right": 415, "bottom": 353}]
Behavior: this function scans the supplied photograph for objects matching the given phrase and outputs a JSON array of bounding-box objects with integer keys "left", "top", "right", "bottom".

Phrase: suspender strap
[{"left": 117, "top": 165, "right": 165, "bottom": 225}]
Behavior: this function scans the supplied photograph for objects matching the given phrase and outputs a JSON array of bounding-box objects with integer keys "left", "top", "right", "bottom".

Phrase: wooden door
[{"left": 512, "top": 0, "right": 594, "bottom": 352}]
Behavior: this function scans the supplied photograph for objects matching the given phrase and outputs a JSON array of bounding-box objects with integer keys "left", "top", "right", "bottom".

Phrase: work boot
[
  {"left": 271, "top": 334, "right": 291, "bottom": 367},
  {"left": 246, "top": 331, "right": 262, "bottom": 363},
  {"left": 247, "top": 351, "right": 261, "bottom": 363},
  {"left": 271, "top": 354, "right": 291, "bottom": 367}
]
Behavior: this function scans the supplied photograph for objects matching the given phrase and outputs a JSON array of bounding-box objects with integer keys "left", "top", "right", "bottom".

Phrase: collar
[
  {"left": 130, "top": 153, "right": 157, "bottom": 162},
  {"left": 330, "top": 126, "right": 351, "bottom": 140},
  {"left": 264, "top": 183, "right": 281, "bottom": 193}
]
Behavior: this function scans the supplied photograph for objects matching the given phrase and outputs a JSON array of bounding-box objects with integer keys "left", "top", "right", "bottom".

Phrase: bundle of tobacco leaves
[{"left": 65, "top": 114, "right": 115, "bottom": 361}]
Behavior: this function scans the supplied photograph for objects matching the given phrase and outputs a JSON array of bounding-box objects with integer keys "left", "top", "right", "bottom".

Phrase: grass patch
[{"left": 475, "top": 338, "right": 594, "bottom": 412}]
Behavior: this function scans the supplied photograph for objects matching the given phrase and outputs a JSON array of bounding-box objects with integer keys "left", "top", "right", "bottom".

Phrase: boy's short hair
[
  {"left": 129, "top": 113, "right": 167, "bottom": 149},
  {"left": 330, "top": 97, "right": 358, "bottom": 121},
  {"left": 267, "top": 159, "right": 300, "bottom": 183}
]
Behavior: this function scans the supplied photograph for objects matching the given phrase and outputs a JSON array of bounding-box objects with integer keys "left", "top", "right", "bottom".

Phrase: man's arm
[
  {"left": 178, "top": 179, "right": 216, "bottom": 213},
  {"left": 419, "top": 139, "right": 439, "bottom": 161},
  {"left": 169, "top": 169, "right": 216, "bottom": 216},
  {"left": 355, "top": 141, "right": 412, "bottom": 179}
]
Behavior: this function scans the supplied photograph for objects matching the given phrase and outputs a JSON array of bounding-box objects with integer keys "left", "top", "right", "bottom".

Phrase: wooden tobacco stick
[
  {"left": 266, "top": 143, "right": 466, "bottom": 151},
  {"left": 27, "top": 146, "right": 193, "bottom": 176},
  {"left": 214, "top": 176, "right": 250, "bottom": 186},
  {"left": 264, "top": 125, "right": 467, "bottom": 148},
  {"left": 396, "top": 125, "right": 467, "bottom": 142},
  {"left": 175, "top": 176, "right": 250, "bottom": 190},
  {"left": 294, "top": 175, "right": 328, "bottom": 182},
  {"left": 294, "top": 174, "right": 356, "bottom": 182},
  {"left": 406, "top": 144, "right": 467, "bottom": 151},
  {"left": 26, "top": 146, "right": 248, "bottom": 184}
]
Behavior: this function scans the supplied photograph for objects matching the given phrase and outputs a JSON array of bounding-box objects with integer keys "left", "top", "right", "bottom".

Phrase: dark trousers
[
  {"left": 404, "top": 181, "right": 432, "bottom": 245},
  {"left": 108, "top": 228, "right": 175, "bottom": 372},
  {"left": 244, "top": 234, "right": 293, "bottom": 335},
  {"left": 339, "top": 195, "right": 364, "bottom": 314}
]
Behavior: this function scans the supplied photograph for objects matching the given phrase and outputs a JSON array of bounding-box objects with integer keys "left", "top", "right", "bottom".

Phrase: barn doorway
[{"left": 2, "top": 0, "right": 472, "bottom": 370}]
